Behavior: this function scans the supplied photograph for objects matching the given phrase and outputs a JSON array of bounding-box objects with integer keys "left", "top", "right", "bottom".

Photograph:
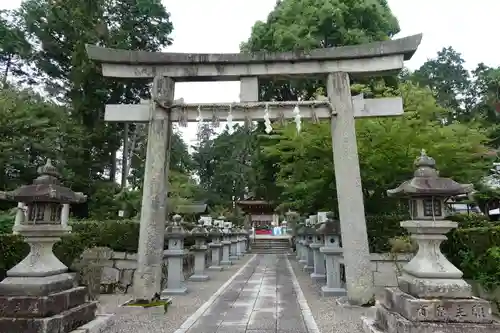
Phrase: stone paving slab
[
  {"left": 289, "top": 257, "right": 375, "bottom": 333},
  {"left": 179, "top": 254, "right": 315, "bottom": 333},
  {"left": 98, "top": 255, "right": 256, "bottom": 333}
]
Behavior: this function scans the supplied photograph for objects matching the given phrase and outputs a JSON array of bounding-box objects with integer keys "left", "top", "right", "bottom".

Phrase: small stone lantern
[
  {"left": 189, "top": 219, "right": 209, "bottom": 281},
  {"left": 362, "top": 150, "right": 500, "bottom": 333},
  {"left": 318, "top": 212, "right": 345, "bottom": 297},
  {"left": 0, "top": 159, "right": 87, "bottom": 294},
  {"left": 220, "top": 216, "right": 232, "bottom": 265},
  {"left": 208, "top": 221, "right": 223, "bottom": 271},
  {"left": 310, "top": 216, "right": 326, "bottom": 282},
  {"left": 237, "top": 226, "right": 246, "bottom": 256},
  {"left": 228, "top": 221, "right": 239, "bottom": 261},
  {"left": 295, "top": 219, "right": 306, "bottom": 262},
  {"left": 302, "top": 218, "right": 315, "bottom": 272},
  {"left": 386, "top": 149, "right": 474, "bottom": 298},
  {"left": 162, "top": 214, "right": 188, "bottom": 296}
]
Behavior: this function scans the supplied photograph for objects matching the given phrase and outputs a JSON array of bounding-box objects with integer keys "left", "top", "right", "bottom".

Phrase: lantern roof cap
[
  {"left": 0, "top": 159, "right": 87, "bottom": 204},
  {"left": 387, "top": 150, "right": 474, "bottom": 198}
]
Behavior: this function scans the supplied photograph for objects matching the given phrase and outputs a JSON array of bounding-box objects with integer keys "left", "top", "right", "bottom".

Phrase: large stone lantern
[
  {"left": 0, "top": 159, "right": 87, "bottom": 294},
  {"left": 362, "top": 150, "right": 500, "bottom": 333},
  {"left": 0, "top": 160, "right": 110, "bottom": 333},
  {"left": 386, "top": 149, "right": 474, "bottom": 298}
]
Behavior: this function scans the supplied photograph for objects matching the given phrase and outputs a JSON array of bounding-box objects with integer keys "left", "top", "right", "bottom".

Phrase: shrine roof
[{"left": 86, "top": 34, "right": 421, "bottom": 65}]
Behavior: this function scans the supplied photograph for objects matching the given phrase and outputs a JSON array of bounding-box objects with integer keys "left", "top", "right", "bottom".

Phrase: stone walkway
[{"left": 175, "top": 254, "right": 318, "bottom": 333}]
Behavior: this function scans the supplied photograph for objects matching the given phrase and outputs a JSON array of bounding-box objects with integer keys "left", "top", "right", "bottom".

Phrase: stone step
[{"left": 0, "top": 301, "right": 97, "bottom": 333}]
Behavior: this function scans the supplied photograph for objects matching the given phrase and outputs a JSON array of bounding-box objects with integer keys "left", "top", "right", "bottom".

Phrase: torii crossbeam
[{"left": 86, "top": 34, "right": 422, "bottom": 304}]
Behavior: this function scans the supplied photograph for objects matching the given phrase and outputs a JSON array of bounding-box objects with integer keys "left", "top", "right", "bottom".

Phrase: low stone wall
[
  {"left": 97, "top": 251, "right": 198, "bottom": 294},
  {"left": 339, "top": 253, "right": 413, "bottom": 289}
]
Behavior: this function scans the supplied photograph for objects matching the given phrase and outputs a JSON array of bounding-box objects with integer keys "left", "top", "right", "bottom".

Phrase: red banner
[{"left": 255, "top": 229, "right": 272, "bottom": 235}]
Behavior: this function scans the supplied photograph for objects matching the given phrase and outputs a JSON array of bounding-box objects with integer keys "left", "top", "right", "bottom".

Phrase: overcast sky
[{"left": 2, "top": 0, "right": 498, "bottom": 147}]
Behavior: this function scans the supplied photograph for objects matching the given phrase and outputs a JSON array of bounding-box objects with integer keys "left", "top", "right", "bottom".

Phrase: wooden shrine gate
[{"left": 86, "top": 34, "right": 422, "bottom": 304}]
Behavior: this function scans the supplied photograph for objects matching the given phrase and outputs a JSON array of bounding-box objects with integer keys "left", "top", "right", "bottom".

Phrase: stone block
[
  {"left": 125, "top": 253, "right": 137, "bottom": 260},
  {"left": 0, "top": 273, "right": 76, "bottom": 296},
  {"left": 0, "top": 287, "right": 87, "bottom": 318},
  {"left": 0, "top": 301, "right": 97, "bottom": 333},
  {"left": 113, "top": 259, "right": 137, "bottom": 270},
  {"left": 398, "top": 275, "right": 472, "bottom": 299},
  {"left": 380, "top": 287, "right": 493, "bottom": 324},
  {"left": 111, "top": 252, "right": 126, "bottom": 260},
  {"left": 100, "top": 267, "right": 119, "bottom": 285},
  {"left": 374, "top": 302, "right": 500, "bottom": 333},
  {"left": 377, "top": 261, "right": 399, "bottom": 274},
  {"left": 374, "top": 271, "right": 398, "bottom": 287}
]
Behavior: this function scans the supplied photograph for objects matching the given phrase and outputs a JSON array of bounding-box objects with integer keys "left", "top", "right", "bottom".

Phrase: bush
[
  {"left": 366, "top": 214, "right": 408, "bottom": 253},
  {"left": 0, "top": 210, "right": 14, "bottom": 234},
  {"left": 0, "top": 219, "right": 201, "bottom": 280},
  {"left": 442, "top": 225, "right": 500, "bottom": 290}
]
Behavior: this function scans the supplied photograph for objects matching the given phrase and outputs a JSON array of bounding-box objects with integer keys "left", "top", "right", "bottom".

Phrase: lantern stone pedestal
[
  {"left": 162, "top": 215, "right": 188, "bottom": 296},
  {"left": 220, "top": 220, "right": 233, "bottom": 266},
  {"left": 229, "top": 228, "right": 239, "bottom": 261},
  {"left": 310, "top": 231, "right": 326, "bottom": 282},
  {"left": 208, "top": 226, "right": 224, "bottom": 271},
  {"left": 303, "top": 222, "right": 315, "bottom": 272},
  {"left": 318, "top": 213, "right": 346, "bottom": 297},
  {"left": 189, "top": 222, "right": 210, "bottom": 282},
  {"left": 362, "top": 151, "right": 500, "bottom": 333},
  {"left": 0, "top": 160, "right": 111, "bottom": 333}
]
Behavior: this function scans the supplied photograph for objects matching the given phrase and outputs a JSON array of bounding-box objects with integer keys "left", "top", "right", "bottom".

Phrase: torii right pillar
[{"left": 327, "top": 72, "right": 372, "bottom": 305}]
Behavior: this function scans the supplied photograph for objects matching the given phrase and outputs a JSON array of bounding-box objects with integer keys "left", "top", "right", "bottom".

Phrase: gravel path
[
  {"left": 98, "top": 254, "right": 255, "bottom": 333},
  {"left": 289, "top": 258, "right": 375, "bottom": 333}
]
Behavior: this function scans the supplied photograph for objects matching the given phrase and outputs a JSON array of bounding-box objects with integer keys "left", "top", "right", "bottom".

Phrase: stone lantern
[
  {"left": 302, "top": 217, "right": 315, "bottom": 272},
  {"left": 386, "top": 149, "right": 474, "bottom": 297},
  {"left": 310, "top": 216, "right": 326, "bottom": 282},
  {"left": 162, "top": 214, "right": 188, "bottom": 296},
  {"left": 363, "top": 150, "right": 500, "bottom": 333},
  {"left": 295, "top": 219, "right": 306, "bottom": 262},
  {"left": 208, "top": 221, "right": 223, "bottom": 271},
  {"left": 0, "top": 159, "right": 107, "bottom": 333},
  {"left": 189, "top": 218, "right": 209, "bottom": 281},
  {"left": 318, "top": 212, "right": 345, "bottom": 297},
  {"left": 228, "top": 221, "right": 239, "bottom": 261},
  {"left": 237, "top": 226, "right": 246, "bottom": 256},
  {"left": 220, "top": 216, "right": 232, "bottom": 266}
]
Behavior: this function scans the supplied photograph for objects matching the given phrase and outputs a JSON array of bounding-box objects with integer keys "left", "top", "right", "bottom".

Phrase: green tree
[
  {"left": 410, "top": 47, "right": 470, "bottom": 120},
  {"left": 17, "top": 0, "right": 174, "bottom": 199},
  {"left": 0, "top": 10, "right": 31, "bottom": 85},
  {"left": 0, "top": 86, "right": 83, "bottom": 192},
  {"left": 260, "top": 82, "right": 490, "bottom": 213},
  {"left": 193, "top": 124, "right": 257, "bottom": 206},
  {"left": 241, "top": 0, "right": 401, "bottom": 101}
]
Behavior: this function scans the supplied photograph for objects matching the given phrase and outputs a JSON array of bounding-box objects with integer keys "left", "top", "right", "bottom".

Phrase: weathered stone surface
[
  {"left": 0, "top": 287, "right": 86, "bottom": 318},
  {"left": 100, "top": 267, "right": 119, "bottom": 285},
  {"left": 365, "top": 303, "right": 500, "bottom": 333},
  {"left": 0, "top": 301, "right": 97, "bottom": 333},
  {"left": 380, "top": 287, "right": 493, "bottom": 324}
]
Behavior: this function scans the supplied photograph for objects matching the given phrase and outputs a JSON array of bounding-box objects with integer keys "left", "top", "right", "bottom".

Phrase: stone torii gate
[{"left": 86, "top": 34, "right": 422, "bottom": 304}]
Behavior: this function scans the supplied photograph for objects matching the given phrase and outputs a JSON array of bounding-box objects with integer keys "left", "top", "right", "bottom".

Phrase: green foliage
[
  {"left": 0, "top": 209, "right": 14, "bottom": 234},
  {"left": 258, "top": 82, "right": 490, "bottom": 214},
  {"left": 443, "top": 226, "right": 500, "bottom": 291}
]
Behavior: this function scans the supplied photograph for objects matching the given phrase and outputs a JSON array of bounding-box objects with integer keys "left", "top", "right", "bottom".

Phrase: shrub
[
  {"left": 0, "top": 219, "right": 200, "bottom": 280},
  {"left": 442, "top": 225, "right": 500, "bottom": 289},
  {"left": 366, "top": 214, "right": 408, "bottom": 253}
]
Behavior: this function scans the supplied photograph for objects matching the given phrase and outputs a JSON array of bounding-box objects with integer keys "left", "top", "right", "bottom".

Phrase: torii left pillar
[{"left": 133, "top": 76, "right": 174, "bottom": 301}]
